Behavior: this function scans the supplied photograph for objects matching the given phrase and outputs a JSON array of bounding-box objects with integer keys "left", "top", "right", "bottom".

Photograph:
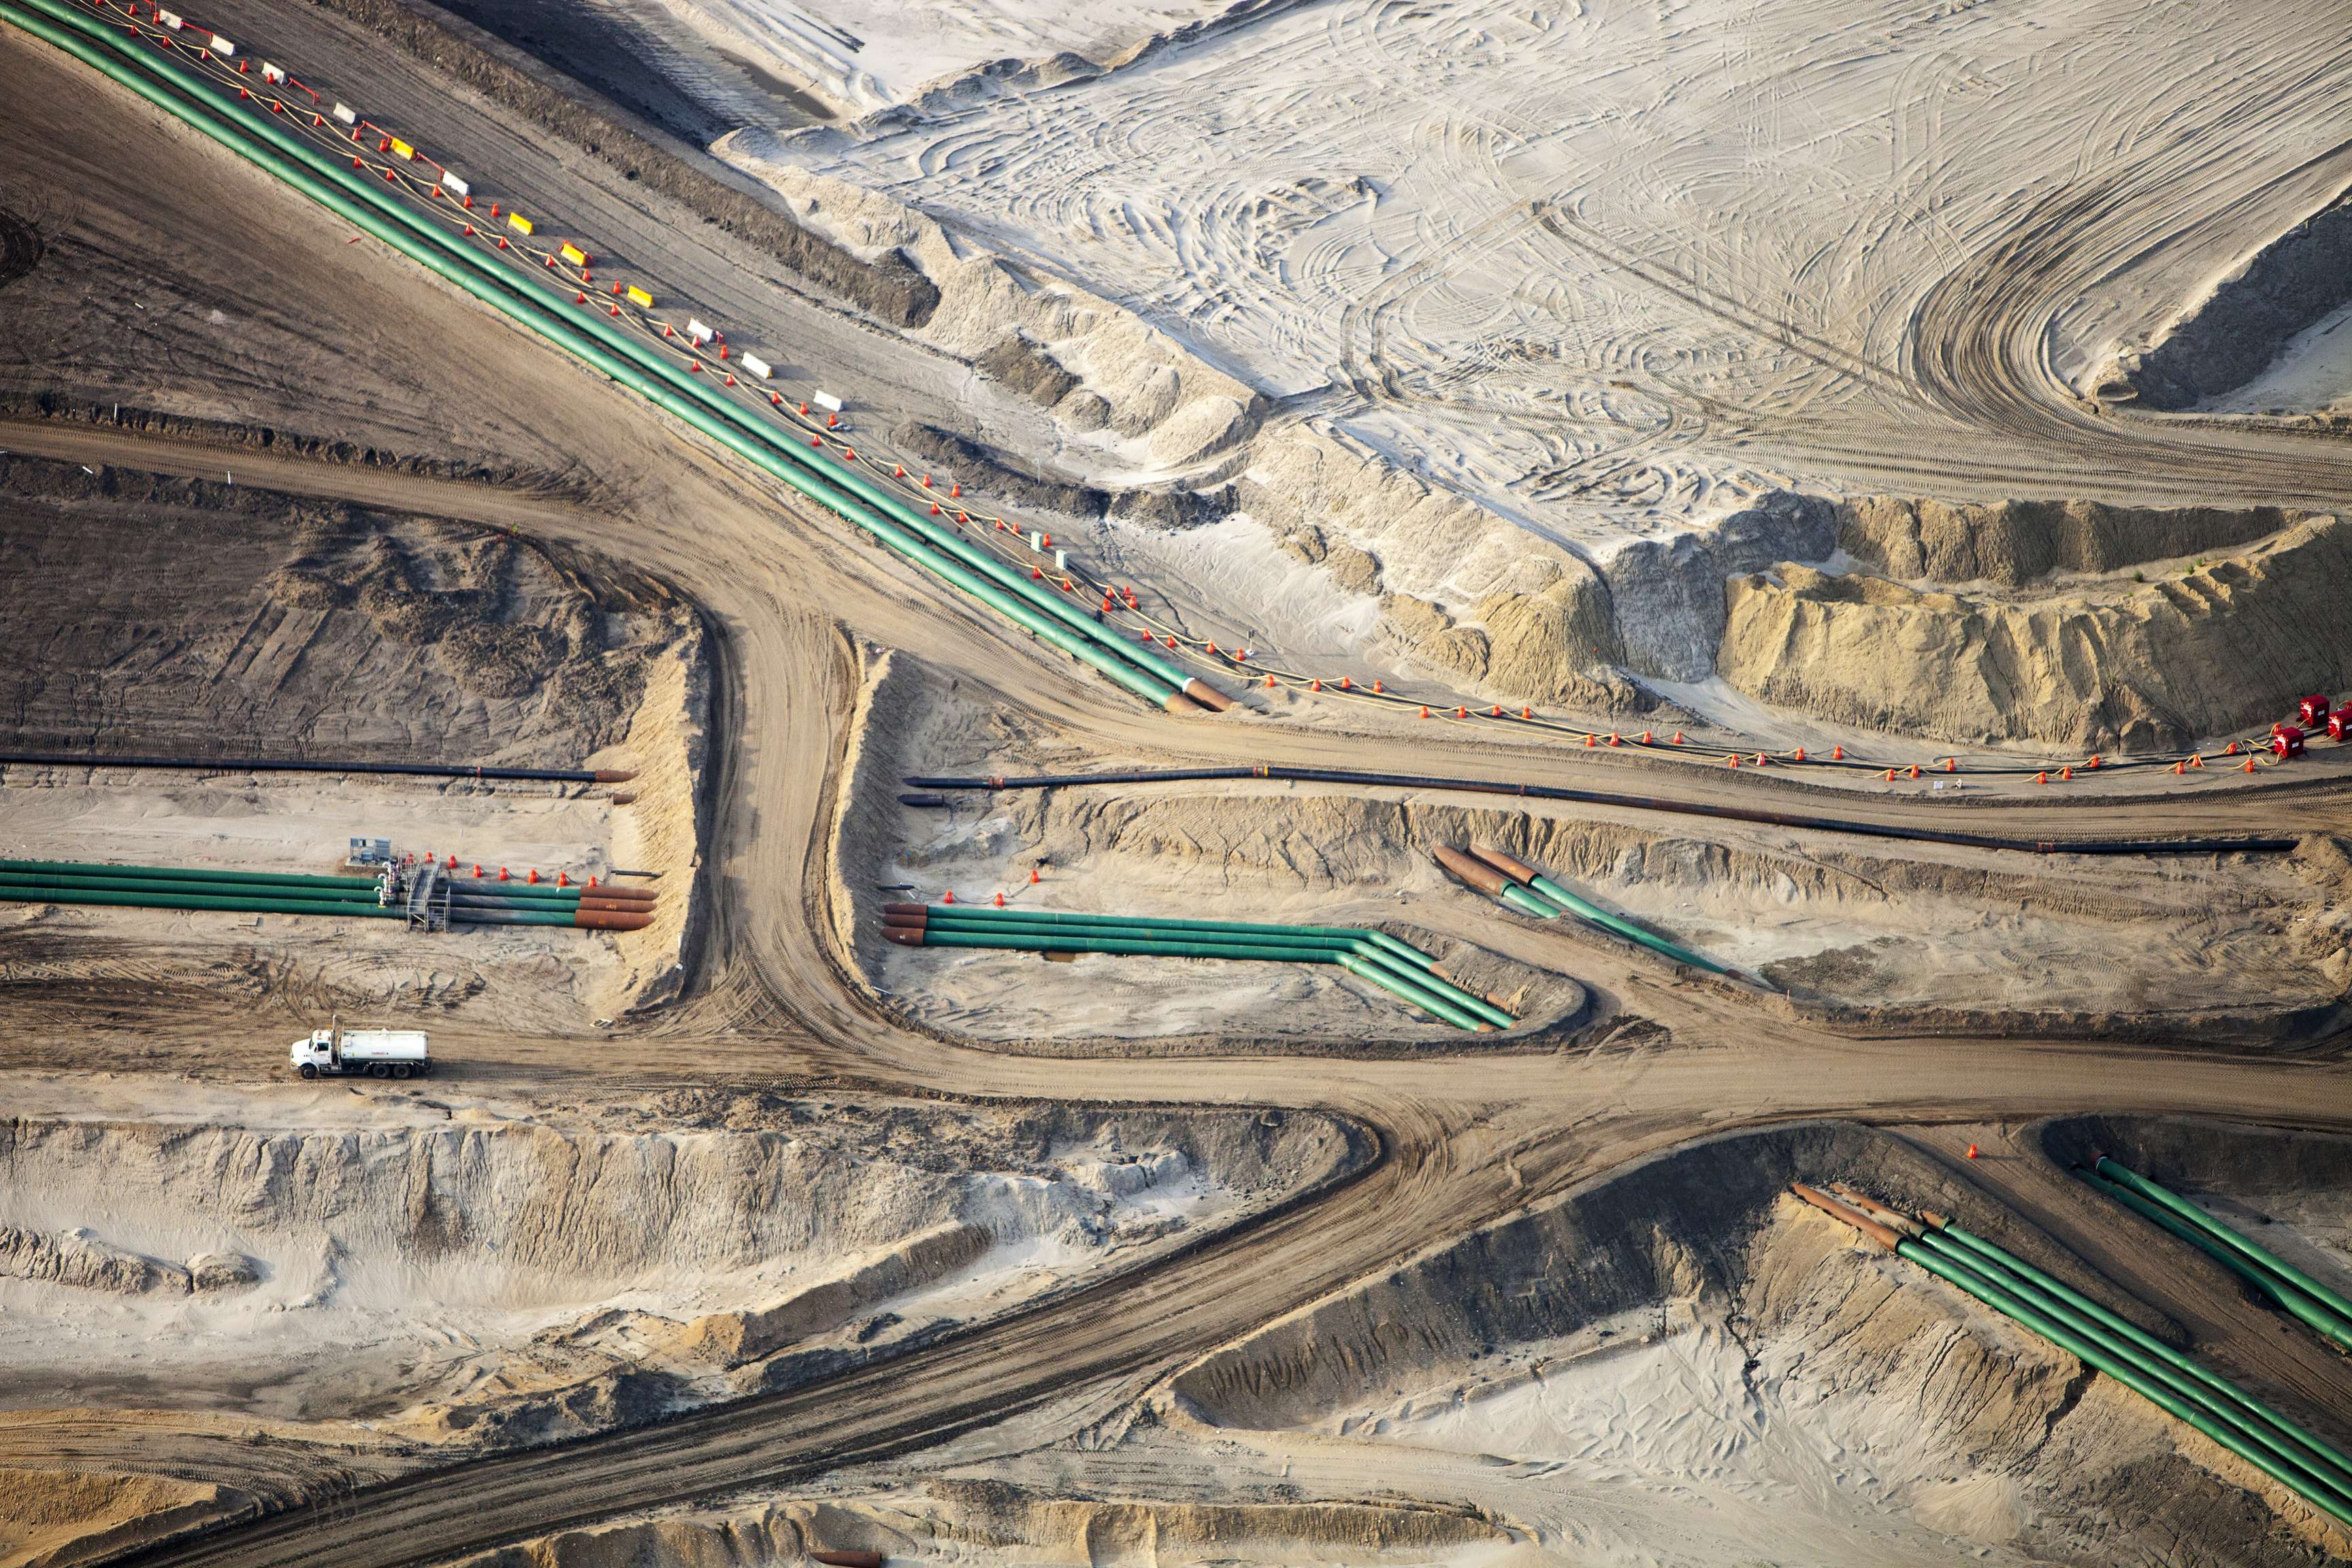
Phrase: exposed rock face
[
  {"left": 1243, "top": 425, "right": 1638, "bottom": 709},
  {"left": 188, "top": 1252, "right": 263, "bottom": 1294},
  {"left": 1600, "top": 491, "right": 1836, "bottom": 681},
  {"left": 1716, "top": 514, "right": 2352, "bottom": 749},
  {"left": 2107, "top": 188, "right": 2352, "bottom": 409},
  {"left": 0, "top": 1226, "right": 187, "bottom": 1296},
  {"left": 662, "top": 1221, "right": 992, "bottom": 1367}
]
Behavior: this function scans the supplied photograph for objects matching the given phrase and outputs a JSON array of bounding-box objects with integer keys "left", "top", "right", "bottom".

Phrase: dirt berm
[
  {"left": 1167, "top": 1122, "right": 2349, "bottom": 1565},
  {"left": 453, "top": 1482, "right": 1513, "bottom": 1567},
  {"left": 1717, "top": 500, "right": 2349, "bottom": 749}
]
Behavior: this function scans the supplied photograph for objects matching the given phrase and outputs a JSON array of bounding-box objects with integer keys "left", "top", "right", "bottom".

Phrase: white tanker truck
[{"left": 289, "top": 1025, "right": 430, "bottom": 1081}]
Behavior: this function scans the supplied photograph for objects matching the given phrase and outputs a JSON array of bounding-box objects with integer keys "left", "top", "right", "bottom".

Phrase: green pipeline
[
  {"left": 2095, "top": 1158, "right": 2352, "bottom": 1338},
  {"left": 2086, "top": 1169, "right": 2352, "bottom": 1352},
  {"left": 0, "top": 885, "right": 403, "bottom": 919},
  {"left": 0, "top": 858, "right": 380, "bottom": 891},
  {"left": 909, "top": 904, "right": 1442, "bottom": 972},
  {"left": 6, "top": 0, "right": 1198, "bottom": 712},
  {"left": 1926, "top": 1223, "right": 2352, "bottom": 1494},
  {"left": 1896, "top": 1240, "right": 2352, "bottom": 1529},
  {"left": 1500, "top": 884, "right": 1558, "bottom": 920},
  {"left": 910, "top": 915, "right": 1507, "bottom": 1028},
  {"left": 0, "top": 872, "right": 388, "bottom": 904},
  {"left": 1524, "top": 873, "right": 1731, "bottom": 976},
  {"left": 902, "top": 926, "right": 1477, "bottom": 1028},
  {"left": 906, "top": 912, "right": 1509, "bottom": 1026},
  {"left": 1908, "top": 1239, "right": 2352, "bottom": 1521},
  {"left": 1333, "top": 953, "right": 1483, "bottom": 1030}
]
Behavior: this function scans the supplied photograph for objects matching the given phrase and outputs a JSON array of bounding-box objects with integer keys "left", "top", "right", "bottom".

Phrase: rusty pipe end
[
  {"left": 1919, "top": 1209, "right": 1952, "bottom": 1230},
  {"left": 572, "top": 908, "right": 654, "bottom": 931},
  {"left": 592, "top": 768, "right": 638, "bottom": 783},
  {"left": 881, "top": 927, "right": 925, "bottom": 946},
  {"left": 881, "top": 902, "right": 930, "bottom": 918},
  {"left": 1183, "top": 679, "right": 1234, "bottom": 713},
  {"left": 1789, "top": 1183, "right": 1901, "bottom": 1251},
  {"left": 1468, "top": 843, "right": 1539, "bottom": 883},
  {"left": 881, "top": 910, "right": 926, "bottom": 928},
  {"left": 1161, "top": 691, "right": 1207, "bottom": 716},
  {"left": 1475, "top": 1022, "right": 1497, "bottom": 1033},
  {"left": 1828, "top": 1183, "right": 1925, "bottom": 1238},
  {"left": 1432, "top": 845, "right": 1509, "bottom": 897}
]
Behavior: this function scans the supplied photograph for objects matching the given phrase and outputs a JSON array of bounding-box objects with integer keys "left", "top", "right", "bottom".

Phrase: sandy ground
[
  {"left": 2213, "top": 300, "right": 2352, "bottom": 415},
  {"left": 3, "top": 7, "right": 2352, "bottom": 1566},
  {"left": 0, "top": 1069, "right": 1355, "bottom": 1460},
  {"left": 442, "top": 1122, "right": 2352, "bottom": 1568},
  {"left": 794, "top": 0, "right": 2352, "bottom": 549}
]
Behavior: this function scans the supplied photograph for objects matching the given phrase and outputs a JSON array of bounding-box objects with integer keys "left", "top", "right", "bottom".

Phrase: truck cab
[{"left": 290, "top": 1027, "right": 430, "bottom": 1081}]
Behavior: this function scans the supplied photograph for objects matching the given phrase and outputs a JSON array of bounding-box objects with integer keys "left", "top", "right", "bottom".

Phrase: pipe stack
[
  {"left": 1434, "top": 844, "right": 1741, "bottom": 979},
  {"left": 1796, "top": 1181, "right": 2352, "bottom": 1529},
  {"left": 439, "top": 874, "right": 659, "bottom": 931},
  {"left": 880, "top": 903, "right": 1512, "bottom": 1031},
  {"left": 2083, "top": 1158, "right": 2352, "bottom": 1354},
  {"left": 0, "top": 858, "right": 655, "bottom": 930}
]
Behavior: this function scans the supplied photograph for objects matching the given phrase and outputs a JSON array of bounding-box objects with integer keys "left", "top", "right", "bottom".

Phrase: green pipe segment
[
  {"left": 903, "top": 915, "right": 1505, "bottom": 1026},
  {"left": 0, "top": 873, "right": 389, "bottom": 905},
  {"left": 0, "top": 887, "right": 403, "bottom": 918},
  {"left": 7, "top": 0, "right": 1208, "bottom": 713},
  {"left": 16, "top": 0, "right": 1196, "bottom": 713},
  {"left": 894, "top": 904, "right": 1442, "bottom": 971},
  {"left": 1333, "top": 951, "right": 1486, "bottom": 1030},
  {"left": 1906, "top": 1238, "right": 2352, "bottom": 1520},
  {"left": 1524, "top": 873, "right": 1731, "bottom": 976},
  {"left": 899, "top": 912, "right": 1507, "bottom": 1024},
  {"left": 1927, "top": 1223, "right": 2352, "bottom": 1492},
  {"left": 1896, "top": 1240, "right": 2352, "bottom": 1529},
  {"left": 2085, "top": 1169, "right": 2352, "bottom": 1352},
  {"left": 1499, "top": 884, "right": 1558, "bottom": 920},
  {"left": 0, "top": 858, "right": 378, "bottom": 891},
  {"left": 2094, "top": 1158, "right": 2352, "bottom": 1337},
  {"left": 895, "top": 906, "right": 1511, "bottom": 1026},
  {"left": 895, "top": 927, "right": 1478, "bottom": 1028}
]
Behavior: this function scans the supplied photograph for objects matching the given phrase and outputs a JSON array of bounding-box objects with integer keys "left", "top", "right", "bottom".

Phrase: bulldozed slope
[
  {"left": 0, "top": 1092, "right": 1354, "bottom": 1447},
  {"left": 0, "top": 456, "right": 697, "bottom": 768},
  {"left": 1168, "top": 1122, "right": 2345, "bottom": 1567},
  {"left": 1717, "top": 508, "right": 2348, "bottom": 750},
  {"left": 453, "top": 1482, "right": 1512, "bottom": 1567}
]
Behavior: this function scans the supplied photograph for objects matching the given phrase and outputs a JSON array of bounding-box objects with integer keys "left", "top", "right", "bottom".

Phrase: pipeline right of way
[
  {"left": 1797, "top": 1183, "right": 2352, "bottom": 1530},
  {"left": 904, "top": 765, "right": 2298, "bottom": 856},
  {"left": 3, "top": 0, "right": 1224, "bottom": 716}
]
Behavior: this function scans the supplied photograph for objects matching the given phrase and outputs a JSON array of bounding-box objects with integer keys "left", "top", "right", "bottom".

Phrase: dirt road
[{"left": 0, "top": 12, "right": 2348, "bottom": 1565}]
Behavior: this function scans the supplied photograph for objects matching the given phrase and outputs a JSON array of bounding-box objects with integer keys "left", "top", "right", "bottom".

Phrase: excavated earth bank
[
  {"left": 1718, "top": 497, "right": 2352, "bottom": 749},
  {"left": 0, "top": 458, "right": 713, "bottom": 1024},
  {"left": 452, "top": 1482, "right": 1514, "bottom": 1568},
  {"left": 0, "top": 455, "right": 696, "bottom": 767},
  {"left": 0, "top": 1082, "right": 1357, "bottom": 1449},
  {"left": 2106, "top": 186, "right": 2352, "bottom": 410},
  {"left": 1166, "top": 1122, "right": 2350, "bottom": 1567}
]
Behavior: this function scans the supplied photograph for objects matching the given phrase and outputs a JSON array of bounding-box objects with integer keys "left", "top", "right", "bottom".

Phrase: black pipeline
[{"left": 906, "top": 766, "right": 2296, "bottom": 857}]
